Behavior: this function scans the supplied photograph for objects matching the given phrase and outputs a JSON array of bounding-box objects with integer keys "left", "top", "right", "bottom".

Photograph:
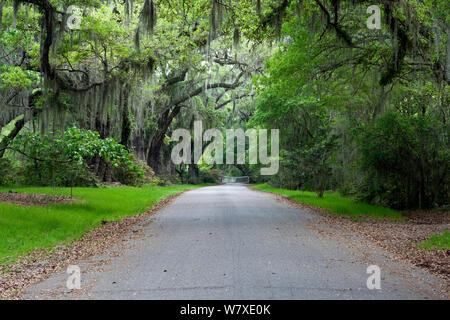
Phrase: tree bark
[
  {"left": 0, "top": 90, "right": 42, "bottom": 158},
  {"left": 147, "top": 104, "right": 182, "bottom": 173},
  {"left": 120, "top": 85, "right": 132, "bottom": 149},
  {"left": 94, "top": 111, "right": 112, "bottom": 182},
  {"left": 146, "top": 71, "right": 244, "bottom": 173},
  {"left": 0, "top": 117, "right": 25, "bottom": 158},
  {"left": 188, "top": 164, "right": 199, "bottom": 184}
]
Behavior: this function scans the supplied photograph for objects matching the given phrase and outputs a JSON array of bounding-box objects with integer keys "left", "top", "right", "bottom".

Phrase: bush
[
  {"left": 113, "top": 157, "right": 154, "bottom": 186},
  {"left": 20, "top": 160, "right": 98, "bottom": 187},
  {"left": 155, "top": 174, "right": 181, "bottom": 186},
  {"left": 5, "top": 127, "right": 137, "bottom": 187},
  {"left": 150, "top": 177, "right": 168, "bottom": 186},
  {"left": 198, "top": 168, "right": 223, "bottom": 183},
  {"left": 0, "top": 158, "right": 12, "bottom": 185},
  {"left": 268, "top": 138, "right": 336, "bottom": 197}
]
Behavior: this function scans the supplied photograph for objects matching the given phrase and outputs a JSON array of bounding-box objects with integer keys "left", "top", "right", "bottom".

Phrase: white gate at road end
[{"left": 222, "top": 176, "right": 250, "bottom": 184}]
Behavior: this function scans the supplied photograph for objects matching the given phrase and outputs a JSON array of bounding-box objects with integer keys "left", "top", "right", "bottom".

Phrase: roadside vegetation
[
  {"left": 418, "top": 232, "right": 450, "bottom": 251},
  {"left": 0, "top": 184, "right": 206, "bottom": 266},
  {"left": 252, "top": 183, "right": 402, "bottom": 220},
  {"left": 1, "top": 0, "right": 448, "bottom": 212}
]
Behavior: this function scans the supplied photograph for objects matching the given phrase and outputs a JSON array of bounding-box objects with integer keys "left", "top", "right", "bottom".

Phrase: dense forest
[{"left": 0, "top": 0, "right": 448, "bottom": 210}]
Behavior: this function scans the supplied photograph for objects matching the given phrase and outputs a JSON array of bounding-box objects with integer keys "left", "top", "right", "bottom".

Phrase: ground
[
  {"left": 19, "top": 184, "right": 447, "bottom": 300},
  {"left": 0, "top": 191, "right": 78, "bottom": 206}
]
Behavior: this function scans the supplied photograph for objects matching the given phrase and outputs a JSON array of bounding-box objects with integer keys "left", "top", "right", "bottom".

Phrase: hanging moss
[
  {"left": 141, "top": 0, "right": 157, "bottom": 34},
  {"left": 233, "top": 27, "right": 240, "bottom": 49},
  {"left": 124, "top": 0, "right": 132, "bottom": 25},
  {"left": 256, "top": 0, "right": 261, "bottom": 16},
  {"left": 210, "top": 0, "right": 217, "bottom": 36},
  {"left": 12, "top": 0, "right": 20, "bottom": 28},
  {"left": 134, "top": 26, "right": 140, "bottom": 52}
]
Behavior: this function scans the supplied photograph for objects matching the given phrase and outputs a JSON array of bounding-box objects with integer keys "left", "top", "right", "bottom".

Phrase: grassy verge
[
  {"left": 418, "top": 231, "right": 450, "bottom": 250},
  {"left": 251, "top": 183, "right": 402, "bottom": 220},
  {"left": 0, "top": 184, "right": 207, "bottom": 265}
]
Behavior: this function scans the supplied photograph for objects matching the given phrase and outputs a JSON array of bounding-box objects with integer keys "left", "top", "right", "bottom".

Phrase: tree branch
[
  {"left": 314, "top": 0, "right": 354, "bottom": 47},
  {"left": 170, "top": 71, "right": 245, "bottom": 107},
  {"left": 215, "top": 93, "right": 254, "bottom": 110}
]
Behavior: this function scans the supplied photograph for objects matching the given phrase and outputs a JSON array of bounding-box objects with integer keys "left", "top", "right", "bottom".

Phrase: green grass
[
  {"left": 252, "top": 183, "right": 402, "bottom": 220},
  {"left": 418, "top": 231, "right": 450, "bottom": 250},
  {"left": 0, "top": 184, "right": 207, "bottom": 265}
]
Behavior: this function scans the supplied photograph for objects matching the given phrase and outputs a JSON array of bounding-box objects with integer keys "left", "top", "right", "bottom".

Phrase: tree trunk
[
  {"left": 147, "top": 104, "right": 182, "bottom": 173},
  {"left": 147, "top": 136, "right": 164, "bottom": 174},
  {"left": 188, "top": 164, "right": 199, "bottom": 184},
  {"left": 0, "top": 90, "right": 42, "bottom": 158},
  {"left": 0, "top": 116, "right": 25, "bottom": 158},
  {"left": 104, "top": 162, "right": 113, "bottom": 183},
  {"left": 94, "top": 111, "right": 112, "bottom": 182},
  {"left": 120, "top": 84, "right": 132, "bottom": 149}
]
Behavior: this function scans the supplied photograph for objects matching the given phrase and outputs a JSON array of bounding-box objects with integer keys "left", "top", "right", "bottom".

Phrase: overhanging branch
[{"left": 170, "top": 71, "right": 245, "bottom": 107}]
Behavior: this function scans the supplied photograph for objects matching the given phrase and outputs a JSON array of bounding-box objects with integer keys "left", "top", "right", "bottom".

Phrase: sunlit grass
[
  {"left": 0, "top": 184, "right": 206, "bottom": 265},
  {"left": 418, "top": 231, "right": 450, "bottom": 250},
  {"left": 252, "top": 183, "right": 402, "bottom": 220}
]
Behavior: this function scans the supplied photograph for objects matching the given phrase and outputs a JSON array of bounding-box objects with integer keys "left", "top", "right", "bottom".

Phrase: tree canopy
[{"left": 0, "top": 0, "right": 448, "bottom": 209}]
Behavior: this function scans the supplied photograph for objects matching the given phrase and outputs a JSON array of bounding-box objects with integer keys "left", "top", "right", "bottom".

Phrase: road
[{"left": 24, "top": 184, "right": 444, "bottom": 299}]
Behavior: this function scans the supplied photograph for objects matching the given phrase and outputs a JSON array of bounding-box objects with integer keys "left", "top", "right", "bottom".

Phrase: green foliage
[
  {"left": 418, "top": 231, "right": 450, "bottom": 251},
  {"left": 0, "top": 184, "right": 206, "bottom": 266},
  {"left": 6, "top": 127, "right": 135, "bottom": 187},
  {"left": 0, "top": 27, "right": 40, "bottom": 88},
  {"left": 273, "top": 137, "right": 337, "bottom": 196},
  {"left": 252, "top": 184, "right": 402, "bottom": 221},
  {"left": 20, "top": 159, "right": 97, "bottom": 187},
  {"left": 0, "top": 65, "right": 39, "bottom": 89},
  {"left": 149, "top": 177, "right": 168, "bottom": 186},
  {"left": 248, "top": 2, "right": 449, "bottom": 211},
  {"left": 0, "top": 158, "right": 13, "bottom": 185},
  {"left": 0, "top": 115, "right": 23, "bottom": 141},
  {"left": 198, "top": 167, "right": 223, "bottom": 184},
  {"left": 1, "top": 0, "right": 449, "bottom": 213},
  {"left": 357, "top": 111, "right": 449, "bottom": 209},
  {"left": 113, "top": 157, "right": 154, "bottom": 187},
  {"left": 11, "top": 127, "right": 131, "bottom": 166}
]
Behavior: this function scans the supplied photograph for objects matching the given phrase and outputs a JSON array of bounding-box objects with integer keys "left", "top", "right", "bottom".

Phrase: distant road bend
[{"left": 25, "top": 184, "right": 444, "bottom": 299}]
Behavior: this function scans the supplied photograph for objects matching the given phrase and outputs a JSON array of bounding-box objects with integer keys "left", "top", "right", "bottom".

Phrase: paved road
[{"left": 24, "top": 184, "right": 444, "bottom": 299}]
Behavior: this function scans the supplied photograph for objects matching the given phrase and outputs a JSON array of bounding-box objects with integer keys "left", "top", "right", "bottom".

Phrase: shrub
[
  {"left": 0, "top": 158, "right": 12, "bottom": 185},
  {"left": 357, "top": 112, "right": 449, "bottom": 209},
  {"left": 150, "top": 177, "right": 167, "bottom": 186},
  {"left": 20, "top": 160, "right": 98, "bottom": 187},
  {"left": 5, "top": 127, "right": 136, "bottom": 187},
  {"left": 198, "top": 168, "right": 223, "bottom": 183},
  {"left": 113, "top": 157, "right": 154, "bottom": 186}
]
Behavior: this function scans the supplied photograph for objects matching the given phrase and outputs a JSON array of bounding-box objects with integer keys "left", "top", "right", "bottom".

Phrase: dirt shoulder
[{"left": 0, "top": 191, "right": 80, "bottom": 206}]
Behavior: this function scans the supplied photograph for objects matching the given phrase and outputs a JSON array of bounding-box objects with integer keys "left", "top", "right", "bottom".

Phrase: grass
[
  {"left": 418, "top": 231, "right": 450, "bottom": 250},
  {"left": 0, "top": 184, "right": 207, "bottom": 265},
  {"left": 251, "top": 183, "right": 402, "bottom": 220}
]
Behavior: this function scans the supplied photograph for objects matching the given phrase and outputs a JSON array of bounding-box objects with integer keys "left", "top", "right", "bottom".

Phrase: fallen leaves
[{"left": 0, "top": 191, "right": 80, "bottom": 206}]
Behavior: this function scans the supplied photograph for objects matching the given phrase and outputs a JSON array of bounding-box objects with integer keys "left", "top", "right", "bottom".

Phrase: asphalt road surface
[{"left": 24, "top": 184, "right": 445, "bottom": 299}]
